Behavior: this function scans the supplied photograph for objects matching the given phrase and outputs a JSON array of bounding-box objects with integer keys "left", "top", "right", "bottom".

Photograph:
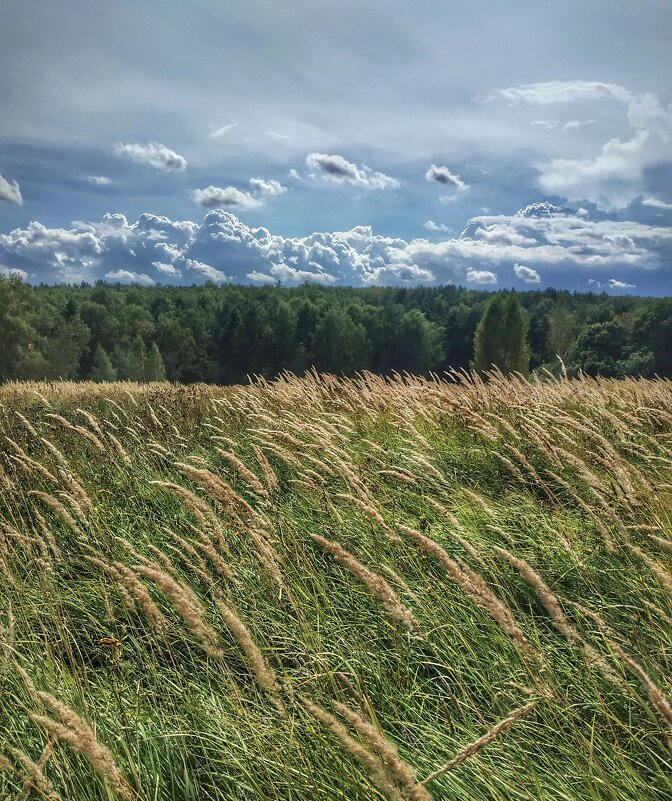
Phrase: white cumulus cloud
[
  {"left": 184, "top": 259, "right": 228, "bottom": 283},
  {"left": 191, "top": 186, "right": 263, "bottom": 209},
  {"left": 113, "top": 141, "right": 187, "bottom": 172},
  {"left": 249, "top": 178, "right": 287, "bottom": 197},
  {"left": 607, "top": 278, "right": 635, "bottom": 289},
  {"left": 152, "top": 261, "right": 182, "bottom": 276},
  {"left": 496, "top": 80, "right": 672, "bottom": 208},
  {"left": 466, "top": 268, "right": 497, "bottom": 284},
  {"left": 105, "top": 269, "right": 156, "bottom": 285},
  {"left": 0, "top": 174, "right": 22, "bottom": 205},
  {"left": 589, "top": 278, "right": 636, "bottom": 290},
  {"left": 1, "top": 205, "right": 670, "bottom": 289},
  {"left": 0, "top": 265, "right": 29, "bottom": 280},
  {"left": 423, "top": 221, "right": 451, "bottom": 232},
  {"left": 306, "top": 153, "right": 399, "bottom": 190},
  {"left": 514, "top": 263, "right": 541, "bottom": 283}
]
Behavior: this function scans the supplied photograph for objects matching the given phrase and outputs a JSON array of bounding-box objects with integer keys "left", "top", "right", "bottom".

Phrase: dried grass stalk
[
  {"left": 332, "top": 701, "right": 432, "bottom": 801},
  {"left": 32, "top": 692, "right": 135, "bottom": 801},
  {"left": 300, "top": 696, "right": 407, "bottom": 801},
  {"left": 399, "top": 526, "right": 531, "bottom": 655},
  {"left": 422, "top": 702, "right": 536, "bottom": 784},
  {"left": 215, "top": 598, "right": 283, "bottom": 710},
  {"left": 311, "top": 534, "right": 420, "bottom": 633},
  {"left": 10, "top": 744, "right": 61, "bottom": 801},
  {"left": 134, "top": 563, "right": 223, "bottom": 659}
]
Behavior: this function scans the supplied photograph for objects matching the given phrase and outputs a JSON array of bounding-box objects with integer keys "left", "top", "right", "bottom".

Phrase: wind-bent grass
[{"left": 1, "top": 372, "right": 671, "bottom": 800}]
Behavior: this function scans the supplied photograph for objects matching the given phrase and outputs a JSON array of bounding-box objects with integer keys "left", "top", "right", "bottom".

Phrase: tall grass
[{"left": 1, "top": 372, "right": 671, "bottom": 799}]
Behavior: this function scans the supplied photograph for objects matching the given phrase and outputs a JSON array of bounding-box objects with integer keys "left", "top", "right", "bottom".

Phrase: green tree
[
  {"left": 546, "top": 298, "right": 576, "bottom": 363},
  {"left": 574, "top": 320, "right": 627, "bottom": 377},
  {"left": 145, "top": 342, "right": 167, "bottom": 381},
  {"left": 0, "top": 276, "right": 45, "bottom": 380},
  {"left": 43, "top": 315, "right": 90, "bottom": 380},
  {"left": 122, "top": 335, "right": 147, "bottom": 381},
  {"left": 392, "top": 309, "right": 443, "bottom": 374},
  {"left": 473, "top": 294, "right": 530, "bottom": 375},
  {"left": 312, "top": 308, "right": 371, "bottom": 375},
  {"left": 90, "top": 344, "right": 117, "bottom": 382}
]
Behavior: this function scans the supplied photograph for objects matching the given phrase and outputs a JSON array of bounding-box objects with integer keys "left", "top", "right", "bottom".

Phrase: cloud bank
[{"left": 1, "top": 204, "right": 669, "bottom": 289}]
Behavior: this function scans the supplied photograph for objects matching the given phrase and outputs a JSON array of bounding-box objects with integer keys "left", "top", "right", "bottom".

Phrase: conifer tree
[
  {"left": 501, "top": 294, "right": 530, "bottom": 375},
  {"left": 473, "top": 294, "right": 530, "bottom": 375},
  {"left": 145, "top": 341, "right": 167, "bottom": 381},
  {"left": 125, "top": 335, "right": 147, "bottom": 381},
  {"left": 90, "top": 344, "right": 117, "bottom": 382},
  {"left": 473, "top": 294, "right": 505, "bottom": 374}
]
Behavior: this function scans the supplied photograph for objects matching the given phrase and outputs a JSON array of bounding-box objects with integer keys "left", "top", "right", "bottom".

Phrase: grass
[{"left": 0, "top": 370, "right": 671, "bottom": 800}]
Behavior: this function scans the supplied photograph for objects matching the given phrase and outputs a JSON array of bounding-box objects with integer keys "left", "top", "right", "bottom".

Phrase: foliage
[
  {"left": 90, "top": 344, "right": 117, "bottom": 382},
  {"left": 473, "top": 294, "right": 530, "bottom": 375},
  {"left": 0, "top": 276, "right": 670, "bottom": 383}
]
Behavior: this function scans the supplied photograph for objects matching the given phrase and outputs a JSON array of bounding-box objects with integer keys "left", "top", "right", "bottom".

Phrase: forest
[{"left": 1, "top": 276, "right": 671, "bottom": 384}]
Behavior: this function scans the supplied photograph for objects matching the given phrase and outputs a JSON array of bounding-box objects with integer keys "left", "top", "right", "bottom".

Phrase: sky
[{"left": 1, "top": 0, "right": 671, "bottom": 294}]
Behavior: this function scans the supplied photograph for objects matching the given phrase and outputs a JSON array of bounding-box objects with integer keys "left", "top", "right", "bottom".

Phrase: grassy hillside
[{"left": 0, "top": 372, "right": 671, "bottom": 800}]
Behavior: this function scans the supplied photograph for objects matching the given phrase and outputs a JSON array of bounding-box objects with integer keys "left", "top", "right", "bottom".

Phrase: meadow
[{"left": 0, "top": 371, "right": 671, "bottom": 800}]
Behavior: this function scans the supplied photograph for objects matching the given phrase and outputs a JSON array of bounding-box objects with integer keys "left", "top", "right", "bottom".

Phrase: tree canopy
[{"left": 0, "top": 276, "right": 668, "bottom": 383}]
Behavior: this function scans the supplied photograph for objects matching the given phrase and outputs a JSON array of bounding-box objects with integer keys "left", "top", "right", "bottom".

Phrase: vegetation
[
  {"left": 1, "top": 372, "right": 671, "bottom": 800},
  {"left": 473, "top": 294, "right": 530, "bottom": 375},
  {"left": 2, "top": 276, "right": 672, "bottom": 383}
]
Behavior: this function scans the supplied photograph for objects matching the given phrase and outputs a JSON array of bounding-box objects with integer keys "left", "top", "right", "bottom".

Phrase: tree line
[{"left": 1, "top": 276, "right": 671, "bottom": 383}]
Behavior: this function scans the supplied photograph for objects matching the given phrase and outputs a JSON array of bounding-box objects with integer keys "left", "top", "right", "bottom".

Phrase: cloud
[
  {"left": 497, "top": 80, "right": 632, "bottom": 105},
  {"left": 85, "top": 175, "right": 111, "bottom": 185},
  {"left": 531, "top": 119, "right": 596, "bottom": 132},
  {"left": 191, "top": 185, "right": 263, "bottom": 209},
  {"left": 496, "top": 80, "right": 672, "bottom": 207},
  {"left": 113, "top": 141, "right": 187, "bottom": 172},
  {"left": 537, "top": 129, "right": 652, "bottom": 207},
  {"left": 287, "top": 168, "right": 302, "bottom": 181},
  {"left": 306, "top": 153, "right": 399, "bottom": 190},
  {"left": 152, "top": 261, "right": 182, "bottom": 276},
  {"left": 425, "top": 164, "right": 468, "bottom": 190},
  {"left": 607, "top": 278, "right": 635, "bottom": 289},
  {"left": 210, "top": 122, "right": 238, "bottom": 138},
  {"left": 105, "top": 269, "right": 156, "bottom": 285},
  {"left": 1, "top": 205, "right": 670, "bottom": 289},
  {"left": 423, "top": 221, "right": 451, "bottom": 232},
  {"left": 0, "top": 174, "right": 22, "bottom": 205},
  {"left": 266, "top": 130, "right": 290, "bottom": 140},
  {"left": 589, "top": 278, "right": 636, "bottom": 290},
  {"left": 184, "top": 259, "right": 228, "bottom": 283},
  {"left": 249, "top": 178, "right": 287, "bottom": 197},
  {"left": 514, "top": 263, "right": 541, "bottom": 283},
  {"left": 0, "top": 265, "right": 29, "bottom": 280},
  {"left": 249, "top": 263, "right": 337, "bottom": 285},
  {"left": 466, "top": 268, "right": 497, "bottom": 284},
  {"left": 642, "top": 197, "right": 672, "bottom": 210}
]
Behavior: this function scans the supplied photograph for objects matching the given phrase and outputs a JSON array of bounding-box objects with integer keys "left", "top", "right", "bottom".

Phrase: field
[{"left": 0, "top": 371, "right": 671, "bottom": 800}]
